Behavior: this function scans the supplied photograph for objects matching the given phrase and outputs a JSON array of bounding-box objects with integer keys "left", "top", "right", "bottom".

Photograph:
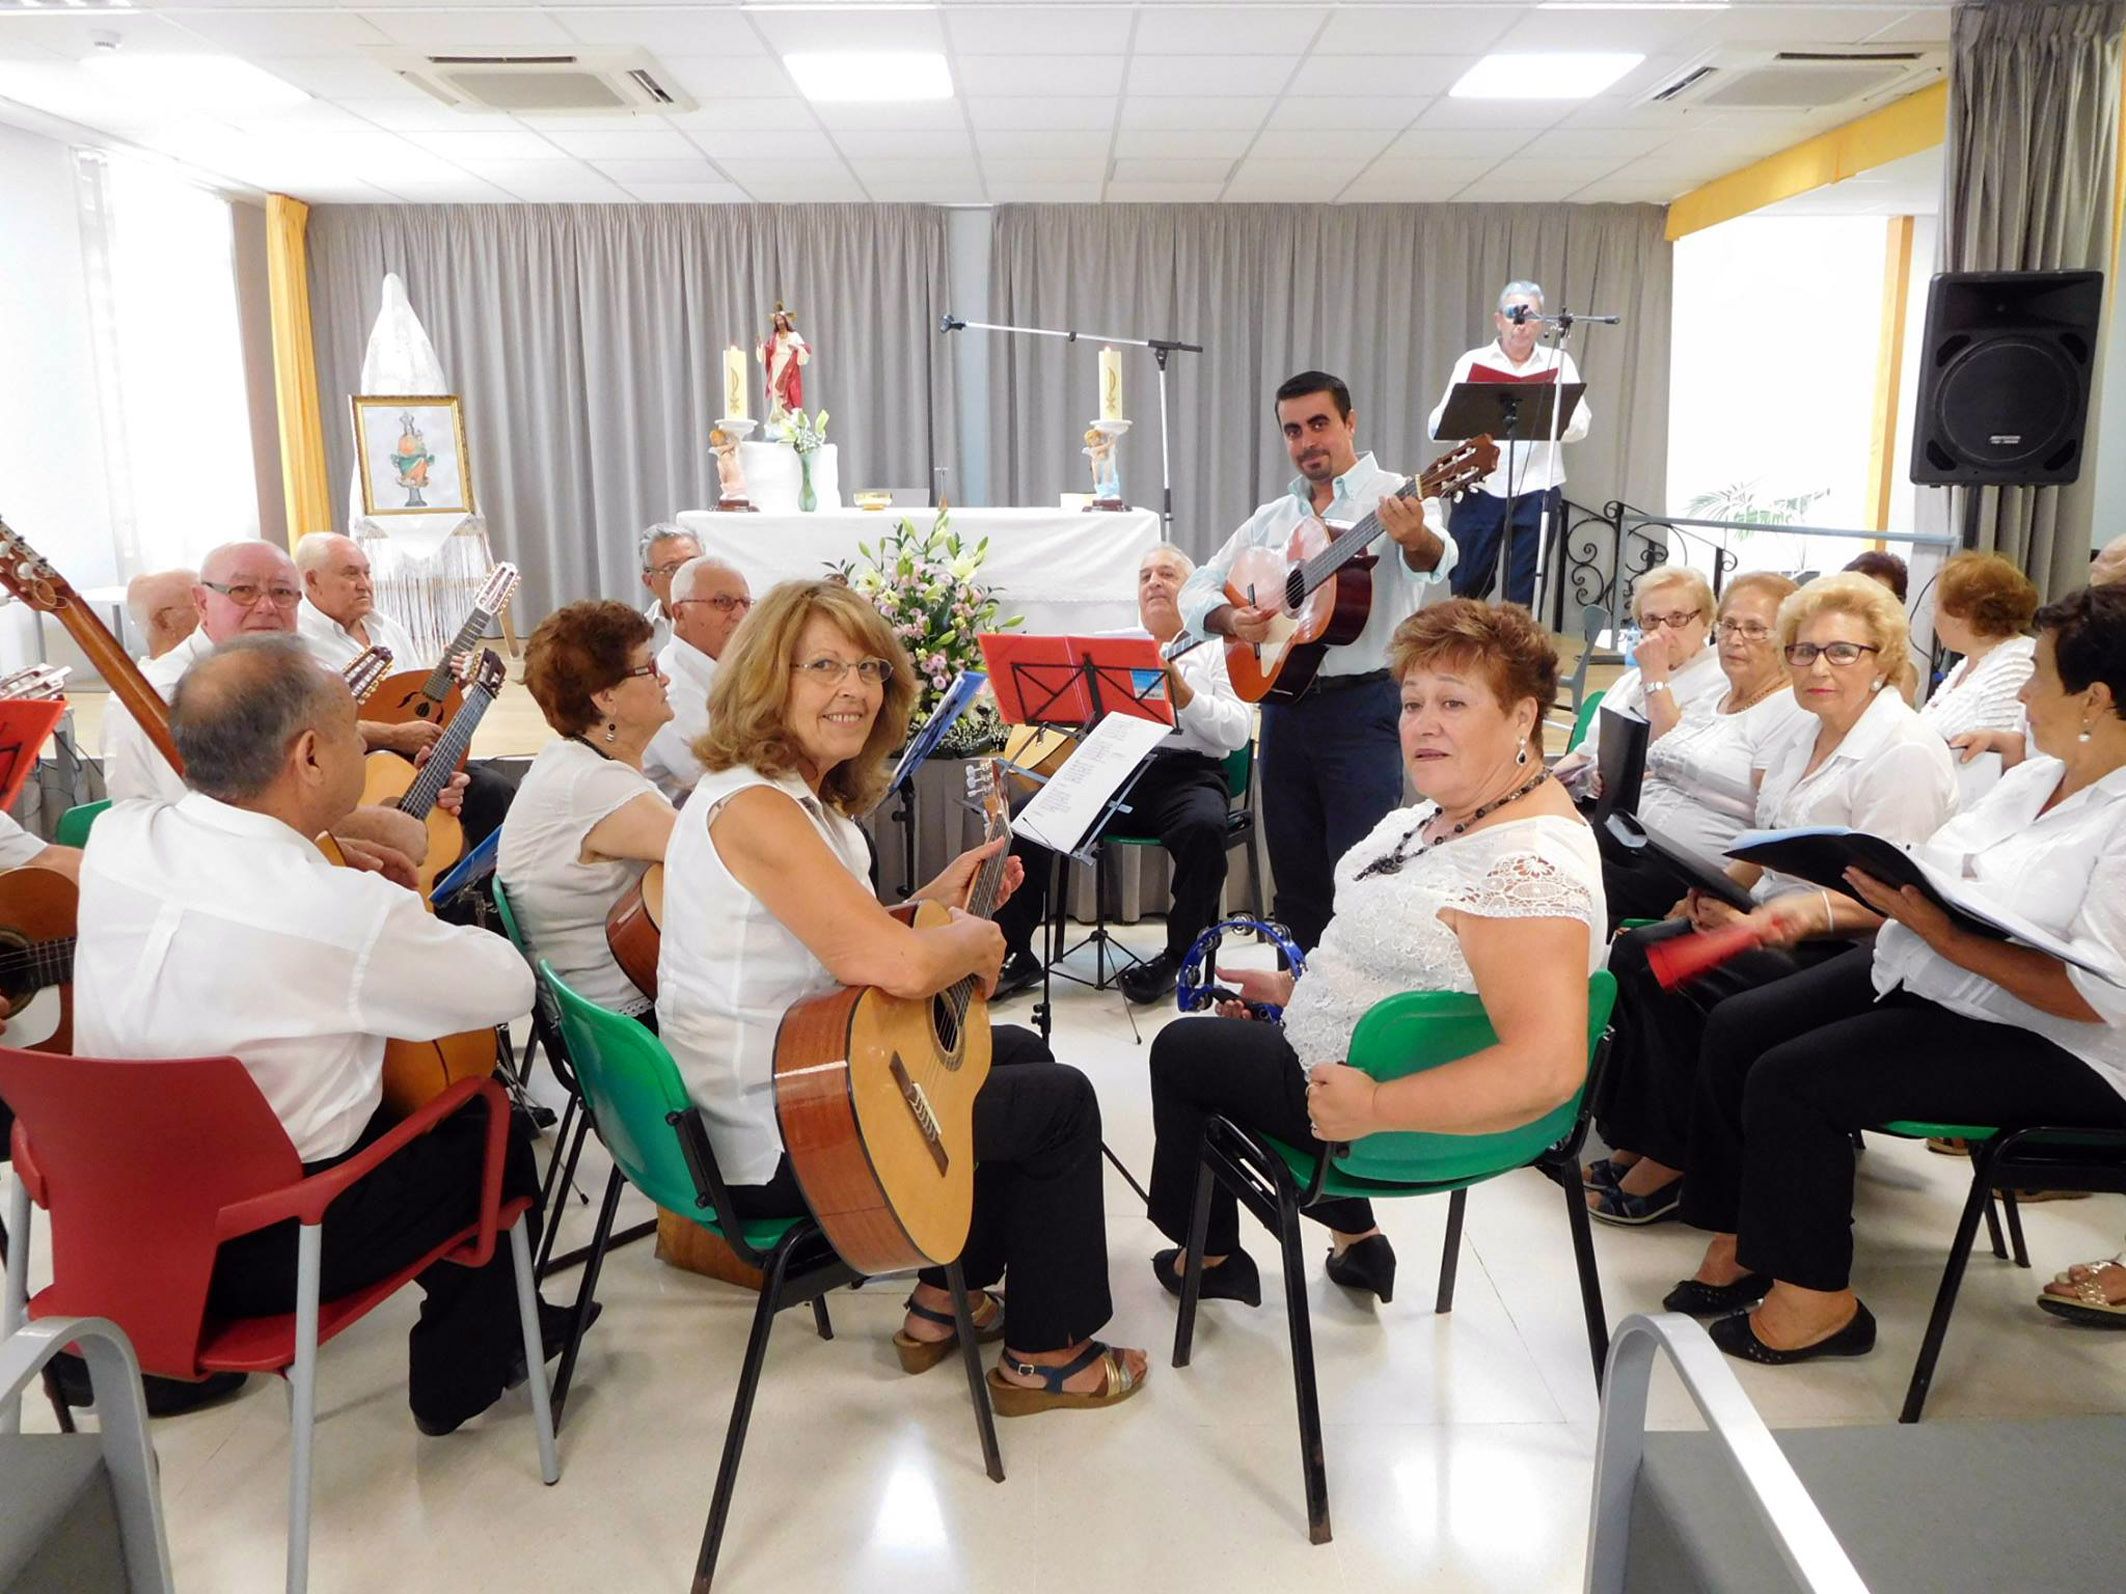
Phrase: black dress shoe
[
  {"left": 1707, "top": 1301, "right": 1876, "bottom": 1365},
  {"left": 1662, "top": 1272, "right": 1774, "bottom": 1317},
  {"left": 1325, "top": 1235, "right": 1397, "bottom": 1303},
  {"left": 1117, "top": 950, "right": 1181, "bottom": 1006},
  {"left": 992, "top": 952, "right": 1044, "bottom": 1001},
  {"left": 1152, "top": 1247, "right": 1262, "bottom": 1307},
  {"left": 417, "top": 1298, "right": 603, "bottom": 1437}
]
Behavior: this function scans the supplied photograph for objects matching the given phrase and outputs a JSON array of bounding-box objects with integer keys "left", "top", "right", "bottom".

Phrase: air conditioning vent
[
  {"left": 386, "top": 49, "right": 695, "bottom": 115},
  {"left": 1649, "top": 65, "right": 1717, "bottom": 104},
  {"left": 1643, "top": 47, "right": 1942, "bottom": 113}
]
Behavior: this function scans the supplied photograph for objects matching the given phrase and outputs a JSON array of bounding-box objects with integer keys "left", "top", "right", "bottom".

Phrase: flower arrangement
[{"left": 833, "top": 508, "right": 1016, "bottom": 756}]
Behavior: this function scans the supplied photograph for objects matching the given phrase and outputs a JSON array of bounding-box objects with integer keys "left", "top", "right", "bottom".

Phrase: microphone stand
[
  {"left": 1516, "top": 306, "right": 1619, "bottom": 616},
  {"left": 941, "top": 315, "right": 1203, "bottom": 534}
]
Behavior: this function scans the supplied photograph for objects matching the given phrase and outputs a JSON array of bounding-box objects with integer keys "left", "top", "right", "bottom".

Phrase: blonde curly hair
[{"left": 1777, "top": 572, "right": 1916, "bottom": 698}]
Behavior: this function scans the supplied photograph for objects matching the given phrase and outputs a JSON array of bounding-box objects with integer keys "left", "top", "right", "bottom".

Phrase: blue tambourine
[{"left": 1176, "top": 915, "right": 1307, "bottom": 1023}]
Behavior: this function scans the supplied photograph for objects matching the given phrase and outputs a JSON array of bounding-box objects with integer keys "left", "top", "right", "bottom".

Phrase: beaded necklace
[{"left": 1354, "top": 769, "right": 1552, "bottom": 881}]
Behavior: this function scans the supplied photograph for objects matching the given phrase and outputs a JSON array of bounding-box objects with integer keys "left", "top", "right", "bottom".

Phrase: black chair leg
[
  {"left": 1273, "top": 1187, "right": 1331, "bottom": 1546},
  {"left": 1560, "top": 1162, "right": 1610, "bottom": 1387},
  {"left": 537, "top": 1095, "right": 579, "bottom": 1223},
  {"left": 1982, "top": 1189, "right": 2008, "bottom": 1261},
  {"left": 551, "top": 1166, "right": 624, "bottom": 1426},
  {"left": 694, "top": 1238, "right": 796, "bottom": 1592},
  {"left": 1901, "top": 1162, "right": 1994, "bottom": 1423},
  {"left": 1435, "top": 1188, "right": 1468, "bottom": 1314},
  {"left": 1172, "top": 1156, "right": 1218, "bottom": 1368},
  {"left": 946, "top": 1259, "right": 1005, "bottom": 1484},
  {"left": 536, "top": 1111, "right": 594, "bottom": 1280},
  {"left": 2001, "top": 1189, "right": 2031, "bottom": 1269},
  {"left": 810, "top": 1296, "right": 833, "bottom": 1340}
]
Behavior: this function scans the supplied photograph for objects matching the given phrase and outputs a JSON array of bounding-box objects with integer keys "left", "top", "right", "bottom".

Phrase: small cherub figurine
[
  {"left": 1083, "top": 426, "right": 1121, "bottom": 503},
  {"left": 711, "top": 426, "right": 749, "bottom": 506}
]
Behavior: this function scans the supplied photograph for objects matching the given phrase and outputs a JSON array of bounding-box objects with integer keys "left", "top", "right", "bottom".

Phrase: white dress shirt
[
  {"left": 657, "top": 764, "right": 872, "bottom": 1185},
  {"left": 1638, "top": 685, "right": 1810, "bottom": 857},
  {"left": 73, "top": 793, "right": 533, "bottom": 1161},
  {"left": 99, "top": 630, "right": 209, "bottom": 806},
  {"left": 1130, "top": 629, "right": 1251, "bottom": 760},
  {"left": 1748, "top": 687, "right": 1960, "bottom": 902},
  {"left": 1178, "top": 453, "right": 1457, "bottom": 680},
  {"left": 1428, "top": 341, "right": 1592, "bottom": 497},
  {"left": 1574, "top": 646, "right": 1728, "bottom": 762},
  {"left": 643, "top": 638, "right": 716, "bottom": 805},
  {"left": 641, "top": 597, "right": 672, "bottom": 656},
  {"left": 1919, "top": 636, "right": 2036, "bottom": 744},
  {"left": 497, "top": 738, "right": 663, "bottom": 1018},
  {"left": 297, "top": 599, "right": 427, "bottom": 674},
  {"left": 1874, "top": 756, "right": 2126, "bottom": 1100},
  {"left": 0, "top": 811, "right": 46, "bottom": 870}
]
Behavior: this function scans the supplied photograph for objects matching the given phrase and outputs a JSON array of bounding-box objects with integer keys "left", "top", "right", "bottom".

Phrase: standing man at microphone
[
  {"left": 1431, "top": 281, "right": 1592, "bottom": 607},
  {"left": 1178, "top": 371, "right": 1456, "bottom": 953}
]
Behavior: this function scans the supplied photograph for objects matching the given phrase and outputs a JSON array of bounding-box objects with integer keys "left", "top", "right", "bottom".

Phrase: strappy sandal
[
  {"left": 2038, "top": 1259, "right": 2126, "bottom": 1329},
  {"left": 985, "top": 1341, "right": 1146, "bottom": 1417},
  {"left": 892, "top": 1290, "right": 1005, "bottom": 1375},
  {"left": 1586, "top": 1177, "right": 1682, "bottom": 1226},
  {"left": 1583, "top": 1155, "right": 1630, "bottom": 1191}
]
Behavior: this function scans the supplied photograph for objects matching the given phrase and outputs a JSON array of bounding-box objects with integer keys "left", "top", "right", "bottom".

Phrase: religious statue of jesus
[{"left": 758, "top": 302, "right": 810, "bottom": 423}]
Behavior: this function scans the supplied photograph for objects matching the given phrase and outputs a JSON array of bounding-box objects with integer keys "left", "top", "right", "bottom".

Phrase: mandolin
[
  {"left": 605, "top": 862, "right": 663, "bottom": 1001},
  {"left": 363, "top": 565, "right": 518, "bottom": 742},
  {"left": 1172, "top": 438, "right": 1498, "bottom": 704},
  {"left": 0, "top": 866, "right": 78, "bottom": 1055},
  {"left": 771, "top": 761, "right": 1010, "bottom": 1274},
  {"left": 358, "top": 649, "right": 506, "bottom": 894}
]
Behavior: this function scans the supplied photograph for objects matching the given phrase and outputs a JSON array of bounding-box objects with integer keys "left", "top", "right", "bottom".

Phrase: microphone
[
  {"left": 1503, "top": 305, "right": 1533, "bottom": 324},
  {"left": 939, "top": 314, "right": 966, "bottom": 334}
]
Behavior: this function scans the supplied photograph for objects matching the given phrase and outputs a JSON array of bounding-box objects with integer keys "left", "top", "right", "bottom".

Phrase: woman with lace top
[{"left": 1143, "top": 601, "right": 1608, "bottom": 1308}]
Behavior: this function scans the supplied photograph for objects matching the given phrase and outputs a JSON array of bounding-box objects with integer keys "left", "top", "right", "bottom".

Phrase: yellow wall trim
[
  {"left": 1865, "top": 215, "right": 1916, "bottom": 535},
  {"left": 1666, "top": 80, "right": 1948, "bottom": 241},
  {"left": 264, "top": 194, "right": 333, "bottom": 547}
]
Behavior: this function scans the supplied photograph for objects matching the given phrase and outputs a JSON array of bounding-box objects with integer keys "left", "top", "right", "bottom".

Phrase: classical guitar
[
  {"left": 358, "top": 649, "right": 506, "bottom": 894},
  {"left": 0, "top": 664, "right": 70, "bottom": 701},
  {"left": 605, "top": 863, "right": 663, "bottom": 1001},
  {"left": 1172, "top": 438, "right": 1498, "bottom": 704},
  {"left": 0, "top": 516, "right": 184, "bottom": 776},
  {"left": 0, "top": 866, "right": 78, "bottom": 1055},
  {"left": 364, "top": 564, "right": 519, "bottom": 736},
  {"left": 772, "top": 762, "right": 1010, "bottom": 1274}
]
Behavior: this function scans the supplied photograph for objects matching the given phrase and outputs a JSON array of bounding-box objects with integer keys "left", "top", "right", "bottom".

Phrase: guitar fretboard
[
  {"left": 0, "top": 935, "right": 74, "bottom": 994},
  {"left": 417, "top": 610, "right": 490, "bottom": 705},
  {"left": 397, "top": 678, "right": 498, "bottom": 819}
]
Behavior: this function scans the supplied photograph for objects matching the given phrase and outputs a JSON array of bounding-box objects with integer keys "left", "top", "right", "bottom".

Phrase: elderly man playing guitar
[{"left": 1177, "top": 370, "right": 1460, "bottom": 952}]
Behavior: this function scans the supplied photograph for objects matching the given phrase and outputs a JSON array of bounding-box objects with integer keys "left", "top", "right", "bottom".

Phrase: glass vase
[{"left": 798, "top": 451, "right": 817, "bottom": 513}]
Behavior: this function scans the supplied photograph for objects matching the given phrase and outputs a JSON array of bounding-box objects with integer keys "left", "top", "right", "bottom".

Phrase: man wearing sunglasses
[{"left": 645, "top": 556, "right": 753, "bottom": 803}]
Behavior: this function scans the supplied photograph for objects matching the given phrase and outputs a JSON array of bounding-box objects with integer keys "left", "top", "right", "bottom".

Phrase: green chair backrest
[
  {"left": 490, "top": 874, "right": 530, "bottom": 954},
  {"left": 55, "top": 799, "right": 111, "bottom": 850},
  {"left": 539, "top": 960, "right": 719, "bottom": 1223},
  {"left": 1565, "top": 689, "right": 1607, "bottom": 754},
  {"left": 1334, "top": 970, "right": 1620, "bottom": 1188},
  {"left": 1223, "top": 741, "right": 1253, "bottom": 804}
]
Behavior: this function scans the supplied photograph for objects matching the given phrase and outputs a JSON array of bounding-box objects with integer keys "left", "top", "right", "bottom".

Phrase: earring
[
  {"left": 604, "top": 720, "right": 618, "bottom": 745},
  {"left": 1869, "top": 678, "right": 1884, "bottom": 693},
  {"left": 2080, "top": 723, "right": 2095, "bottom": 744}
]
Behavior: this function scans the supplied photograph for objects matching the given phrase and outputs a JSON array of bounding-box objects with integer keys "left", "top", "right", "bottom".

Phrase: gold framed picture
[{"left": 351, "top": 394, "right": 475, "bottom": 518}]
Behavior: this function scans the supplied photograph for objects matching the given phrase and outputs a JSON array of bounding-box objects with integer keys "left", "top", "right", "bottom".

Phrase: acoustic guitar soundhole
[
  {"left": 930, "top": 993, "right": 964, "bottom": 1064},
  {"left": 0, "top": 928, "right": 33, "bottom": 1009}
]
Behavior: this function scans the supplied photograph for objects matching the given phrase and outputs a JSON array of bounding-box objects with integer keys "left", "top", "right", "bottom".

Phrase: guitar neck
[
  {"left": 1293, "top": 478, "right": 1424, "bottom": 600},
  {"left": 0, "top": 935, "right": 76, "bottom": 996},
  {"left": 419, "top": 610, "right": 488, "bottom": 702},
  {"left": 397, "top": 685, "right": 495, "bottom": 818}
]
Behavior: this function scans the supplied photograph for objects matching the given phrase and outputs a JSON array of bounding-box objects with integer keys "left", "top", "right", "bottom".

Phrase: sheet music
[
  {"left": 882, "top": 670, "right": 987, "bottom": 802},
  {"left": 1010, "top": 713, "right": 1172, "bottom": 856}
]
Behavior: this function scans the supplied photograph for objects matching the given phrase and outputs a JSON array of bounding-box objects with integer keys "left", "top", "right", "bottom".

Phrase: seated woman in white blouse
[
  {"left": 1663, "top": 583, "right": 2126, "bottom": 1362},
  {"left": 1590, "top": 573, "right": 1959, "bottom": 1225},
  {"left": 660, "top": 579, "right": 1145, "bottom": 1414},
  {"left": 497, "top": 601, "right": 678, "bottom": 1020},
  {"left": 1555, "top": 566, "right": 1726, "bottom": 798},
  {"left": 1144, "top": 601, "right": 1608, "bottom": 1308},
  {"left": 1919, "top": 550, "right": 2039, "bottom": 802},
  {"left": 1602, "top": 572, "right": 1806, "bottom": 925}
]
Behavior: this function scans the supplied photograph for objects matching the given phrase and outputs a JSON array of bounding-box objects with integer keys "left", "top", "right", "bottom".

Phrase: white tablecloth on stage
[{"left": 674, "top": 506, "right": 1162, "bottom": 636}]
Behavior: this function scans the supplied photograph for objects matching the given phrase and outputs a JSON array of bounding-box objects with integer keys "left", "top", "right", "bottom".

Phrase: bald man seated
[
  {"left": 642, "top": 555, "right": 752, "bottom": 804},
  {"left": 74, "top": 635, "right": 588, "bottom": 1432},
  {"left": 124, "top": 568, "right": 198, "bottom": 662},
  {"left": 101, "top": 540, "right": 463, "bottom": 861}
]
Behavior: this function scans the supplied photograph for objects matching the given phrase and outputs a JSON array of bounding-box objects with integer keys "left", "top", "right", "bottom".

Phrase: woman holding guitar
[{"left": 662, "top": 579, "right": 1146, "bottom": 1414}]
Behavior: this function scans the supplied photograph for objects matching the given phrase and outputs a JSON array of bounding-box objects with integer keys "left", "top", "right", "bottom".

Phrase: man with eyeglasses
[
  {"left": 638, "top": 524, "right": 703, "bottom": 653},
  {"left": 644, "top": 556, "right": 753, "bottom": 803}
]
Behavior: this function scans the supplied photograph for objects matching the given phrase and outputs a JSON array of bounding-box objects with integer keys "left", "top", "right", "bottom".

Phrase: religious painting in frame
[{"left": 351, "top": 394, "right": 475, "bottom": 518}]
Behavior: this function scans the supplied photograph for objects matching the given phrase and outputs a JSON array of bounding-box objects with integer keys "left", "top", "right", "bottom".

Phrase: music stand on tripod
[{"left": 1436, "top": 378, "right": 1583, "bottom": 605}]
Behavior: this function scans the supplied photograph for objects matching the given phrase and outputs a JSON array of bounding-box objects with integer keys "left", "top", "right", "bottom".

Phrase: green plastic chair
[
  {"left": 536, "top": 962, "right": 1003, "bottom": 1588},
  {"left": 1173, "top": 970, "right": 1619, "bottom": 1545},
  {"left": 1565, "top": 687, "right": 1608, "bottom": 754},
  {"left": 53, "top": 799, "right": 110, "bottom": 850}
]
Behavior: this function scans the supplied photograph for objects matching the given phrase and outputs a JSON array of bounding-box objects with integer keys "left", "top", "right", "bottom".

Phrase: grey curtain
[
  {"left": 308, "top": 204, "right": 957, "bottom": 618},
  {"left": 1942, "top": 0, "right": 2125, "bottom": 598},
  {"left": 986, "top": 203, "right": 1672, "bottom": 565}
]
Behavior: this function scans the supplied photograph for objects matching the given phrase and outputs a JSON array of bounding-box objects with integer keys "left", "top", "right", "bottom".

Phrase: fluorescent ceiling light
[
  {"left": 784, "top": 51, "right": 952, "bottom": 103},
  {"left": 1451, "top": 53, "right": 1644, "bottom": 100},
  {"left": 81, "top": 53, "right": 308, "bottom": 115}
]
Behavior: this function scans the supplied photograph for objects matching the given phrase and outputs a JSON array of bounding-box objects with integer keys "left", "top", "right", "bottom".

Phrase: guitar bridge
[{"left": 889, "top": 1053, "right": 950, "bottom": 1175}]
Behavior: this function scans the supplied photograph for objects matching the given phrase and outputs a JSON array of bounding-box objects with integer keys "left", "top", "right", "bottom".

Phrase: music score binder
[{"left": 978, "top": 633, "right": 1176, "bottom": 731}]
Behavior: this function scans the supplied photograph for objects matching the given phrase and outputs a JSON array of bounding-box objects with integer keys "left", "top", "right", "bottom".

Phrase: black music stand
[{"left": 1437, "top": 380, "right": 1584, "bottom": 601}]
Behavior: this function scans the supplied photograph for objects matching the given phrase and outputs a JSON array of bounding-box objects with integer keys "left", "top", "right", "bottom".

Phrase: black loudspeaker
[{"left": 1910, "top": 269, "right": 2104, "bottom": 486}]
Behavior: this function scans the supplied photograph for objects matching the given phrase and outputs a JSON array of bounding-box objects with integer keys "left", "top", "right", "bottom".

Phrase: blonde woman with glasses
[{"left": 1556, "top": 566, "right": 1724, "bottom": 799}]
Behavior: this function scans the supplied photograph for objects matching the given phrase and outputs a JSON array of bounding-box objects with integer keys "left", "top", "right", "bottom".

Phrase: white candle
[
  {"left": 724, "top": 345, "right": 749, "bottom": 420},
  {"left": 1099, "top": 346, "right": 1124, "bottom": 421}
]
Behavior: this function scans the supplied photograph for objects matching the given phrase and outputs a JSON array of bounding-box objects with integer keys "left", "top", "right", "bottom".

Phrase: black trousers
[
  {"left": 208, "top": 1101, "right": 542, "bottom": 1430},
  {"left": 1448, "top": 486, "right": 1557, "bottom": 608},
  {"left": 1600, "top": 850, "right": 1695, "bottom": 932},
  {"left": 460, "top": 761, "right": 522, "bottom": 851},
  {"left": 1594, "top": 918, "right": 1853, "bottom": 1170},
  {"left": 1681, "top": 947, "right": 2126, "bottom": 1292},
  {"left": 1147, "top": 1016, "right": 1374, "bottom": 1254},
  {"left": 1259, "top": 674, "right": 1403, "bottom": 953},
  {"left": 727, "top": 1025, "right": 1111, "bottom": 1353},
  {"left": 994, "top": 751, "right": 1231, "bottom": 962}
]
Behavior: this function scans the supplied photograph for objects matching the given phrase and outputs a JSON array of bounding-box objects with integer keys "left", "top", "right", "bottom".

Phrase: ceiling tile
[
  {"left": 626, "top": 181, "right": 751, "bottom": 203},
  {"left": 276, "top": 180, "right": 404, "bottom": 204},
  {"left": 686, "top": 126, "right": 840, "bottom": 160},
  {"left": 1117, "top": 95, "right": 1273, "bottom": 130},
  {"left": 1287, "top": 55, "right": 1472, "bottom": 98},
  {"left": 1387, "top": 128, "right": 1537, "bottom": 161},
  {"left": 986, "top": 181, "right": 1104, "bottom": 203},
  {"left": 654, "top": 56, "right": 800, "bottom": 98},
  {"left": 1410, "top": 96, "right": 1570, "bottom": 131},
  {"left": 1111, "top": 128, "right": 1254, "bottom": 159},
  {"left": 1223, "top": 158, "right": 1368, "bottom": 200},
  {"left": 944, "top": 6, "right": 1087, "bottom": 55},
  {"left": 1132, "top": 7, "right": 1328, "bottom": 56},
  {"left": 1471, "top": 156, "right": 1630, "bottom": 187},
  {"left": 966, "top": 96, "right": 1117, "bottom": 131},
  {"left": 372, "top": 175, "right": 516, "bottom": 203},
  {"left": 1312, "top": 5, "right": 1517, "bottom": 55},
  {"left": 0, "top": 13, "right": 201, "bottom": 58},
  {"left": 339, "top": 98, "right": 498, "bottom": 132},
  {"left": 1572, "top": 176, "right": 1690, "bottom": 205},
  {"left": 1249, "top": 128, "right": 1394, "bottom": 160},
  {"left": 747, "top": 7, "right": 947, "bottom": 54},
  {"left": 1110, "top": 156, "right": 1232, "bottom": 184},
  {"left": 982, "top": 156, "right": 1111, "bottom": 184},
  {"left": 1514, "top": 127, "right": 1673, "bottom": 162},
  {"left": 1338, "top": 156, "right": 1498, "bottom": 200},
  {"left": 809, "top": 99, "right": 968, "bottom": 131},
  {"left": 239, "top": 56, "right": 429, "bottom": 100},
  {"left": 1105, "top": 180, "right": 1227, "bottom": 202},
  {"left": 1469, "top": 174, "right": 1616, "bottom": 202},
  {"left": 1124, "top": 56, "right": 1293, "bottom": 97},
  {"left": 1487, "top": 8, "right": 1726, "bottom": 54},
  {"left": 1861, "top": 9, "right": 1956, "bottom": 46},
  {"left": 538, "top": 124, "right": 702, "bottom": 158},
  {"left": 587, "top": 157, "right": 723, "bottom": 184},
  {"left": 417, "top": 126, "right": 572, "bottom": 161},
  {"left": 356, "top": 11, "right": 577, "bottom": 51},
  {"left": 1264, "top": 96, "right": 1430, "bottom": 131},
  {"left": 662, "top": 96, "right": 812, "bottom": 128},
  {"left": 956, "top": 55, "right": 1124, "bottom": 96},
  {"left": 1555, "top": 101, "right": 1742, "bottom": 132},
  {"left": 548, "top": 10, "right": 771, "bottom": 56},
  {"left": 160, "top": 12, "right": 394, "bottom": 52},
  {"left": 710, "top": 159, "right": 866, "bottom": 200},
  {"left": 1704, "top": 6, "right": 1916, "bottom": 47},
  {"left": 974, "top": 129, "right": 1111, "bottom": 159},
  {"left": 863, "top": 177, "right": 990, "bottom": 202},
  {"left": 483, "top": 170, "right": 631, "bottom": 202},
  {"left": 835, "top": 128, "right": 973, "bottom": 159}
]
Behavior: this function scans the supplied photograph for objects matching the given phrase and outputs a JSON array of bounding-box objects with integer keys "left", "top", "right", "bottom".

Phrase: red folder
[
  {"left": 1469, "top": 362, "right": 1559, "bottom": 385},
  {"left": 978, "top": 633, "right": 1175, "bottom": 729},
  {"left": 0, "top": 699, "right": 67, "bottom": 812}
]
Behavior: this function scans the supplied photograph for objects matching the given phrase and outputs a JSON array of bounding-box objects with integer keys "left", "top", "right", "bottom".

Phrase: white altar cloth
[{"left": 675, "top": 506, "right": 1162, "bottom": 637}]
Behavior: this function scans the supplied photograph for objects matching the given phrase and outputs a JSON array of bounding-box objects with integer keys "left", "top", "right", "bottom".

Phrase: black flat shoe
[
  {"left": 1152, "top": 1247, "right": 1261, "bottom": 1307},
  {"left": 993, "top": 952, "right": 1044, "bottom": 1001},
  {"left": 1325, "top": 1235, "right": 1396, "bottom": 1303},
  {"left": 1662, "top": 1272, "right": 1775, "bottom": 1317},
  {"left": 1707, "top": 1302, "right": 1876, "bottom": 1365},
  {"left": 1117, "top": 950, "right": 1181, "bottom": 1007}
]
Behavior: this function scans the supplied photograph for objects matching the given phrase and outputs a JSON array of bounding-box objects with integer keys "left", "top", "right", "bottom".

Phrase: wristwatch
[{"left": 1644, "top": 680, "right": 1673, "bottom": 696}]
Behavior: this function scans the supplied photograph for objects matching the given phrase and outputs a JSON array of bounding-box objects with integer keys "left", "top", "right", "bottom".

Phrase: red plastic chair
[{"left": 0, "top": 1049, "right": 560, "bottom": 1593}]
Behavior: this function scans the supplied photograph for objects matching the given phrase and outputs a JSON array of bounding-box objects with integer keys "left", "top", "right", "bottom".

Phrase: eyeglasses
[
  {"left": 676, "top": 595, "right": 753, "bottom": 615},
  {"left": 1639, "top": 609, "right": 1705, "bottom": 631},
  {"left": 792, "top": 656, "right": 893, "bottom": 686},
  {"left": 1784, "top": 641, "right": 1881, "bottom": 667},
  {"left": 648, "top": 559, "right": 696, "bottom": 579},
  {"left": 1715, "top": 619, "right": 1772, "bottom": 641},
  {"left": 202, "top": 581, "right": 302, "bottom": 609},
  {"left": 618, "top": 662, "right": 662, "bottom": 682}
]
